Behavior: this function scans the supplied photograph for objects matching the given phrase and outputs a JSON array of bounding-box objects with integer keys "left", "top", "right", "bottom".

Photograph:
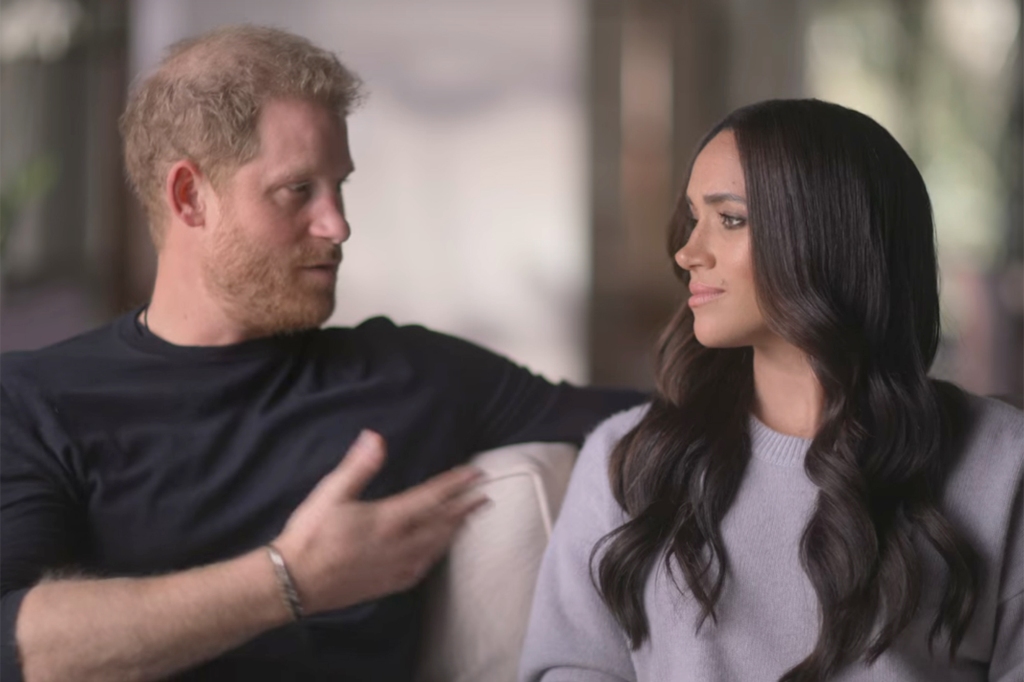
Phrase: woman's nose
[{"left": 675, "top": 227, "right": 712, "bottom": 271}]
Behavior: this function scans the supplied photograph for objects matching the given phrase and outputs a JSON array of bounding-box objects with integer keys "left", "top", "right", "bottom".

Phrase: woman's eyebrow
[{"left": 704, "top": 192, "right": 747, "bottom": 205}]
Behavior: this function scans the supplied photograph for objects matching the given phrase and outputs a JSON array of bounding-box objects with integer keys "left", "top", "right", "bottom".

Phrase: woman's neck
[{"left": 751, "top": 340, "right": 823, "bottom": 439}]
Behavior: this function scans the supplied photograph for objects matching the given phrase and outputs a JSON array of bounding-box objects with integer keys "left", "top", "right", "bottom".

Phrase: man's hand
[{"left": 273, "top": 430, "right": 489, "bottom": 614}]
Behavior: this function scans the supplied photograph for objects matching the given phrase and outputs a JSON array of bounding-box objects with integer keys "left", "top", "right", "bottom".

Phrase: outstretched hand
[{"left": 273, "top": 430, "right": 488, "bottom": 614}]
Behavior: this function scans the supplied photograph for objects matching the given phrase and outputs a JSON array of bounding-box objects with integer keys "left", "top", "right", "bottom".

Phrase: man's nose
[{"left": 310, "top": 195, "right": 350, "bottom": 244}]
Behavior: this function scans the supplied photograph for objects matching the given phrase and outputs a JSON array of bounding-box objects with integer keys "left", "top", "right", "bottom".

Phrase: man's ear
[{"left": 165, "top": 160, "right": 209, "bottom": 228}]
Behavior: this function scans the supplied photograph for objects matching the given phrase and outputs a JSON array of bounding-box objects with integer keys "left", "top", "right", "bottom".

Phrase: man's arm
[
  {"left": 11, "top": 431, "right": 487, "bottom": 682},
  {"left": 16, "top": 548, "right": 290, "bottom": 682},
  {"left": 398, "top": 324, "right": 646, "bottom": 451}
]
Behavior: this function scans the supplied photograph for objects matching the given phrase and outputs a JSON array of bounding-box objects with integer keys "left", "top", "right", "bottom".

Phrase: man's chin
[
  {"left": 248, "top": 292, "right": 336, "bottom": 337},
  {"left": 287, "top": 298, "right": 336, "bottom": 333}
]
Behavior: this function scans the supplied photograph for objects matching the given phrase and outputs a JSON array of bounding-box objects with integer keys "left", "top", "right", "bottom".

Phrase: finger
[
  {"left": 443, "top": 491, "right": 492, "bottom": 521},
  {"left": 328, "top": 430, "right": 387, "bottom": 500},
  {"left": 409, "top": 493, "right": 491, "bottom": 554},
  {"left": 390, "top": 466, "right": 485, "bottom": 518},
  {"left": 414, "top": 491, "right": 491, "bottom": 540}
]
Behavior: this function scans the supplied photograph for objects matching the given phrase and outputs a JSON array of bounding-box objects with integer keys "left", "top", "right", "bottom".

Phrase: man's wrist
[{"left": 265, "top": 544, "right": 305, "bottom": 620}]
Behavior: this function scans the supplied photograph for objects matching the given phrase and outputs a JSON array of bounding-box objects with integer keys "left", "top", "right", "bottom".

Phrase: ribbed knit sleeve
[
  {"left": 518, "top": 406, "right": 648, "bottom": 682},
  {"left": 975, "top": 399, "right": 1024, "bottom": 682}
]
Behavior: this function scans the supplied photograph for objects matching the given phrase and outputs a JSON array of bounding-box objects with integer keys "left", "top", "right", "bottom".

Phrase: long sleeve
[
  {"left": 1, "top": 385, "right": 87, "bottom": 682},
  {"left": 990, "top": 591, "right": 1022, "bottom": 682},
  {"left": 398, "top": 324, "right": 646, "bottom": 452},
  {"left": 989, "top": 474, "right": 1023, "bottom": 682},
  {"left": 518, "top": 406, "right": 647, "bottom": 682}
]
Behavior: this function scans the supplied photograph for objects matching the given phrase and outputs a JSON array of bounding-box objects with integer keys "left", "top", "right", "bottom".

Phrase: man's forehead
[
  {"left": 257, "top": 98, "right": 346, "bottom": 144},
  {"left": 248, "top": 98, "right": 353, "bottom": 175}
]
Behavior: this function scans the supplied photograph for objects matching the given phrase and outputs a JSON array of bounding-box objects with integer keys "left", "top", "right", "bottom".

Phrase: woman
[{"left": 518, "top": 99, "right": 1022, "bottom": 682}]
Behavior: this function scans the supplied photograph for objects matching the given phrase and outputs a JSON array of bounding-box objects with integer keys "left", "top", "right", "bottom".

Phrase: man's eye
[
  {"left": 288, "top": 183, "right": 312, "bottom": 196},
  {"left": 721, "top": 213, "right": 747, "bottom": 229}
]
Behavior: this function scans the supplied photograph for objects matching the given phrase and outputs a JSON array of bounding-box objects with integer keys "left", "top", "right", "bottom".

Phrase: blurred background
[{"left": 1, "top": 0, "right": 1021, "bottom": 403}]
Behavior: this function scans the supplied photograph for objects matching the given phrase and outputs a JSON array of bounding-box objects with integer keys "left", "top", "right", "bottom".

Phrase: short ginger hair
[{"left": 120, "top": 25, "right": 363, "bottom": 247}]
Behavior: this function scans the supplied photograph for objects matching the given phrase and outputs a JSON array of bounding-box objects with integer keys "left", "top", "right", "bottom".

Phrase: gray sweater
[{"left": 519, "top": 397, "right": 1023, "bottom": 682}]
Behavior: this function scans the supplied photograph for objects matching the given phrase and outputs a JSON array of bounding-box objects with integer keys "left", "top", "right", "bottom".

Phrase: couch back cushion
[{"left": 415, "top": 442, "right": 578, "bottom": 682}]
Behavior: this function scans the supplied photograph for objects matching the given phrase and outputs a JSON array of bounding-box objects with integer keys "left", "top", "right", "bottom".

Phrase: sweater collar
[{"left": 748, "top": 415, "right": 812, "bottom": 467}]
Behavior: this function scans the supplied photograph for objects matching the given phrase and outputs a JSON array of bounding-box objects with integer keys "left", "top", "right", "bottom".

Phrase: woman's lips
[{"left": 688, "top": 282, "right": 725, "bottom": 308}]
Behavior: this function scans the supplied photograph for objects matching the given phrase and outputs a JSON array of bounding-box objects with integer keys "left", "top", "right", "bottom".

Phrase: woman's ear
[{"left": 164, "top": 160, "right": 208, "bottom": 228}]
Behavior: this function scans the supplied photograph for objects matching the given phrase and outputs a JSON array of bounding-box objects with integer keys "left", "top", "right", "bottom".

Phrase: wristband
[{"left": 265, "top": 544, "right": 304, "bottom": 620}]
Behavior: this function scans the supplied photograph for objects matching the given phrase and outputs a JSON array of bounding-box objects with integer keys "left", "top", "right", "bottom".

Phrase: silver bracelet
[{"left": 265, "top": 544, "right": 304, "bottom": 620}]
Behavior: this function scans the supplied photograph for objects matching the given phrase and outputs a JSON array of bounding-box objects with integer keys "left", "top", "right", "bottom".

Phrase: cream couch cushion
[{"left": 415, "top": 442, "right": 579, "bottom": 682}]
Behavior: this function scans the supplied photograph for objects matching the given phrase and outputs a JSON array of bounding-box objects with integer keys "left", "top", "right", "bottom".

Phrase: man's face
[{"left": 201, "top": 98, "right": 353, "bottom": 336}]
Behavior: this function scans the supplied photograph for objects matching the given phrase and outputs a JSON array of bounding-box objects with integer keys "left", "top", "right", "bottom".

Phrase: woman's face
[{"left": 675, "top": 130, "right": 771, "bottom": 349}]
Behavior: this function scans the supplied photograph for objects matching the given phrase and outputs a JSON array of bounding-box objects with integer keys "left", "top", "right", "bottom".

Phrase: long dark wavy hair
[{"left": 593, "top": 99, "right": 980, "bottom": 681}]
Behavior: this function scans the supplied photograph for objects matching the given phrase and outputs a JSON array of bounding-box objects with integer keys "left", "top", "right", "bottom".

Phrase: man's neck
[{"left": 145, "top": 253, "right": 253, "bottom": 347}]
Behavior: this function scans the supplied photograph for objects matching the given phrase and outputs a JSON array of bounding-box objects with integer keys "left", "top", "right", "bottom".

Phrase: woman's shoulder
[
  {"left": 586, "top": 402, "right": 652, "bottom": 447},
  {"left": 950, "top": 393, "right": 1024, "bottom": 609},
  {"left": 960, "top": 393, "right": 1024, "bottom": 470},
  {"left": 576, "top": 403, "right": 652, "bottom": 469},
  {"left": 562, "top": 403, "right": 652, "bottom": 511},
  {"left": 967, "top": 391, "right": 1024, "bottom": 425},
  {"left": 944, "top": 392, "right": 1023, "bottom": 541}
]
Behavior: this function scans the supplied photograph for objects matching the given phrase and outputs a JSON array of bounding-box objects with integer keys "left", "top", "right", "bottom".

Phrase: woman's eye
[{"left": 721, "top": 213, "right": 747, "bottom": 229}]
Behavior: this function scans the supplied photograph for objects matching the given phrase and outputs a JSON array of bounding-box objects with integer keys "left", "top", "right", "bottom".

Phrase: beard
[{"left": 201, "top": 213, "right": 341, "bottom": 337}]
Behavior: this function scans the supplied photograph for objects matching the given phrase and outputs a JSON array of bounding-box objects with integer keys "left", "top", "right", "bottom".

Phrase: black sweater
[{"left": 1, "top": 311, "right": 643, "bottom": 680}]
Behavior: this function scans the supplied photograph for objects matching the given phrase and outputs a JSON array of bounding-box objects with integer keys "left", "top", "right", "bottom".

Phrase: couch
[{"left": 415, "top": 442, "right": 579, "bottom": 682}]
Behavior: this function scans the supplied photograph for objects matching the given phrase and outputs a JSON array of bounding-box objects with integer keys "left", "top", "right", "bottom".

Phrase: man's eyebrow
[
  {"left": 703, "top": 192, "right": 746, "bottom": 205},
  {"left": 268, "top": 165, "right": 354, "bottom": 187},
  {"left": 267, "top": 167, "right": 314, "bottom": 186}
]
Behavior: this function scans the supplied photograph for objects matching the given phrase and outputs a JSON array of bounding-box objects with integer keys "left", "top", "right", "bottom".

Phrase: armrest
[{"left": 415, "top": 442, "right": 579, "bottom": 682}]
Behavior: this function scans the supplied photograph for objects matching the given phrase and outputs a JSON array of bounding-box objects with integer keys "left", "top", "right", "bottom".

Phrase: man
[{"left": 0, "top": 26, "right": 643, "bottom": 681}]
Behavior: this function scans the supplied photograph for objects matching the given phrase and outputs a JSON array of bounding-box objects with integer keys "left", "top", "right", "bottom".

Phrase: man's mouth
[
  {"left": 304, "top": 254, "right": 342, "bottom": 271},
  {"left": 302, "top": 261, "right": 341, "bottom": 282},
  {"left": 300, "top": 246, "right": 343, "bottom": 280}
]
